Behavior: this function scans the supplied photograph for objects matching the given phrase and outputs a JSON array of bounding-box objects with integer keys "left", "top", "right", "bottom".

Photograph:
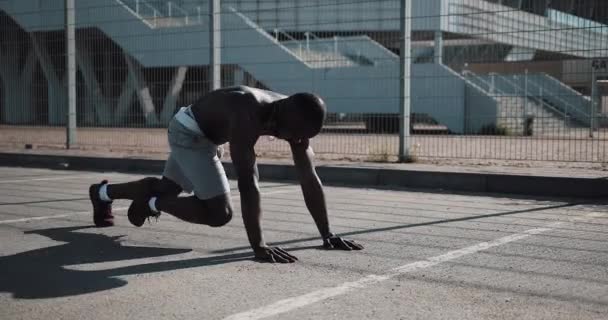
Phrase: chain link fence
[{"left": 0, "top": 0, "right": 607, "bottom": 164}]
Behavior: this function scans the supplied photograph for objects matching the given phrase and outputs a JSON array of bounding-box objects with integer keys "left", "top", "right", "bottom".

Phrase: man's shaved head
[{"left": 277, "top": 93, "right": 326, "bottom": 139}]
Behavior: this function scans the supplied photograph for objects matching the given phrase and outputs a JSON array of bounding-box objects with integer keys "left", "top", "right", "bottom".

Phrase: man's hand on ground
[
  {"left": 323, "top": 234, "right": 364, "bottom": 250},
  {"left": 254, "top": 246, "right": 298, "bottom": 263}
]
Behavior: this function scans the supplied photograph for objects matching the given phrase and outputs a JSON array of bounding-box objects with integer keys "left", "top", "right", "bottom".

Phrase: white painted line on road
[
  {"left": 223, "top": 212, "right": 601, "bottom": 320},
  {"left": 0, "top": 207, "right": 129, "bottom": 224},
  {"left": 0, "top": 174, "right": 104, "bottom": 184}
]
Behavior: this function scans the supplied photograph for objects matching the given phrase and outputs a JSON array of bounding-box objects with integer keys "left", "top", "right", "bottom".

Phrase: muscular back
[{"left": 190, "top": 86, "right": 286, "bottom": 145}]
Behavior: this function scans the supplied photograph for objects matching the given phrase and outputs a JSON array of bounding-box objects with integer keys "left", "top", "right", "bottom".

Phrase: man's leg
[
  {"left": 89, "top": 180, "right": 115, "bottom": 227},
  {"left": 104, "top": 177, "right": 162, "bottom": 201},
  {"left": 155, "top": 192, "right": 233, "bottom": 227},
  {"left": 137, "top": 136, "right": 233, "bottom": 227},
  {"left": 126, "top": 111, "right": 233, "bottom": 228},
  {"left": 89, "top": 175, "right": 182, "bottom": 228},
  {"left": 124, "top": 176, "right": 183, "bottom": 227},
  {"left": 128, "top": 160, "right": 233, "bottom": 228}
]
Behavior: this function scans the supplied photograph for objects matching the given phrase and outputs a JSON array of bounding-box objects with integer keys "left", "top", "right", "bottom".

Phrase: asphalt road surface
[{"left": 0, "top": 167, "right": 607, "bottom": 320}]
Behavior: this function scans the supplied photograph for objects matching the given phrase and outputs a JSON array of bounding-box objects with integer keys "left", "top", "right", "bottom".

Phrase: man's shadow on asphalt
[{"left": 0, "top": 226, "right": 253, "bottom": 299}]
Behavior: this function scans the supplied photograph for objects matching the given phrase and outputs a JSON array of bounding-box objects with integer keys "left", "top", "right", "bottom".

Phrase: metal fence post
[
  {"left": 333, "top": 36, "right": 338, "bottom": 55},
  {"left": 210, "top": 0, "right": 221, "bottom": 90},
  {"left": 434, "top": 30, "right": 443, "bottom": 64},
  {"left": 524, "top": 69, "right": 528, "bottom": 117},
  {"left": 65, "top": 0, "right": 77, "bottom": 148},
  {"left": 590, "top": 67, "right": 597, "bottom": 137},
  {"left": 305, "top": 32, "right": 310, "bottom": 51},
  {"left": 399, "top": 0, "right": 411, "bottom": 162}
]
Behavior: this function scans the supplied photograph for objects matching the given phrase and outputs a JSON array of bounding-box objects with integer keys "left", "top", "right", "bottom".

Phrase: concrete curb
[{"left": 0, "top": 152, "right": 606, "bottom": 199}]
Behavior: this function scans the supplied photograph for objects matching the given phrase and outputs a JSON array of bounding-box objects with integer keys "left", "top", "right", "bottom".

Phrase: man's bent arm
[{"left": 290, "top": 139, "right": 331, "bottom": 238}]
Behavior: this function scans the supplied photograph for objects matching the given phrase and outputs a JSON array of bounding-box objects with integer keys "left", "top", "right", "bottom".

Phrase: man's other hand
[
  {"left": 323, "top": 234, "right": 364, "bottom": 250},
  {"left": 254, "top": 246, "right": 298, "bottom": 263}
]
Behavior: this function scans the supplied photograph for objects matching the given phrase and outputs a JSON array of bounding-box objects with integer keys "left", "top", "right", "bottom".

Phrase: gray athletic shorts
[{"left": 162, "top": 108, "right": 230, "bottom": 200}]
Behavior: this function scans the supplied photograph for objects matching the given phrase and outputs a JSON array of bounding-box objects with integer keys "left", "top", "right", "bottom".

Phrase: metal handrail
[
  {"left": 273, "top": 29, "right": 303, "bottom": 56},
  {"left": 462, "top": 70, "right": 495, "bottom": 94},
  {"left": 116, "top": 0, "right": 162, "bottom": 28},
  {"left": 304, "top": 31, "right": 341, "bottom": 55},
  {"left": 168, "top": 1, "right": 190, "bottom": 25},
  {"left": 273, "top": 28, "right": 298, "bottom": 42},
  {"left": 465, "top": 71, "right": 567, "bottom": 119},
  {"left": 140, "top": 2, "right": 161, "bottom": 27},
  {"left": 494, "top": 73, "right": 572, "bottom": 119},
  {"left": 539, "top": 72, "right": 591, "bottom": 101},
  {"left": 519, "top": 75, "right": 582, "bottom": 117},
  {"left": 118, "top": 0, "right": 206, "bottom": 28}
]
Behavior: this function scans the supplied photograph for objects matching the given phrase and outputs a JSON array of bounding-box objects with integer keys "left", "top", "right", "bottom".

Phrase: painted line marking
[
  {"left": 0, "top": 207, "right": 129, "bottom": 224},
  {"left": 223, "top": 212, "right": 601, "bottom": 320},
  {"left": 0, "top": 174, "right": 105, "bottom": 184}
]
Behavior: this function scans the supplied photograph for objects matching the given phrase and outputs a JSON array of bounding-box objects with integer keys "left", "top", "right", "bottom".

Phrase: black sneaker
[
  {"left": 89, "top": 180, "right": 114, "bottom": 227},
  {"left": 128, "top": 198, "right": 160, "bottom": 227}
]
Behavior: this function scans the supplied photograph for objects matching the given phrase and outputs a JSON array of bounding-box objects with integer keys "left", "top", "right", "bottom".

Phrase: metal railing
[
  {"left": 117, "top": 0, "right": 202, "bottom": 28},
  {"left": 464, "top": 70, "right": 584, "bottom": 122},
  {"left": 119, "top": 0, "right": 162, "bottom": 28},
  {"left": 272, "top": 29, "right": 359, "bottom": 68}
]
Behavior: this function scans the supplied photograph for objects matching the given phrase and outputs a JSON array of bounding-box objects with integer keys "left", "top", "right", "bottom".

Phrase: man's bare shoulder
[
  {"left": 204, "top": 86, "right": 284, "bottom": 106},
  {"left": 225, "top": 86, "right": 286, "bottom": 103}
]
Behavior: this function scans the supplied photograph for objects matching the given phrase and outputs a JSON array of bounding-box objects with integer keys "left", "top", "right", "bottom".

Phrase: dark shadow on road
[
  {"left": 0, "top": 226, "right": 251, "bottom": 299},
  {"left": 210, "top": 202, "right": 582, "bottom": 254}
]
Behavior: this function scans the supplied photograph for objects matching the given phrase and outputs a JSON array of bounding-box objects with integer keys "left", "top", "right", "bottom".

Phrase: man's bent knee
[
  {"left": 207, "top": 206, "right": 233, "bottom": 227},
  {"left": 204, "top": 194, "right": 233, "bottom": 227}
]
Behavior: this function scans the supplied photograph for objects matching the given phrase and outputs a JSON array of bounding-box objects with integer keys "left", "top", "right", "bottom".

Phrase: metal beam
[
  {"left": 210, "top": 0, "right": 221, "bottom": 91},
  {"left": 399, "top": 0, "right": 412, "bottom": 162},
  {"left": 161, "top": 66, "right": 188, "bottom": 124},
  {"left": 65, "top": 0, "right": 77, "bottom": 148}
]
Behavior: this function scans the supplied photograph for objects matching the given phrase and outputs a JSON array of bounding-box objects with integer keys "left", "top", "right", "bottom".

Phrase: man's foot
[
  {"left": 89, "top": 180, "right": 114, "bottom": 227},
  {"left": 128, "top": 198, "right": 160, "bottom": 227}
]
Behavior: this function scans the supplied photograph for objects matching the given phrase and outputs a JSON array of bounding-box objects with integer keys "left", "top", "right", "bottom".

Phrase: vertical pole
[
  {"left": 168, "top": 2, "right": 172, "bottom": 17},
  {"left": 65, "top": 0, "right": 77, "bottom": 148},
  {"left": 524, "top": 69, "right": 528, "bottom": 118},
  {"left": 590, "top": 67, "right": 597, "bottom": 137},
  {"left": 434, "top": 30, "right": 443, "bottom": 64},
  {"left": 210, "top": 0, "right": 221, "bottom": 91},
  {"left": 305, "top": 32, "right": 310, "bottom": 51},
  {"left": 136, "top": 0, "right": 140, "bottom": 14},
  {"left": 399, "top": 0, "right": 411, "bottom": 162},
  {"left": 333, "top": 36, "right": 338, "bottom": 55}
]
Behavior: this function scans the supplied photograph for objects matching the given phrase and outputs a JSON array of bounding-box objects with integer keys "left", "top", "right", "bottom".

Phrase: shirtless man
[{"left": 89, "top": 86, "right": 363, "bottom": 263}]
